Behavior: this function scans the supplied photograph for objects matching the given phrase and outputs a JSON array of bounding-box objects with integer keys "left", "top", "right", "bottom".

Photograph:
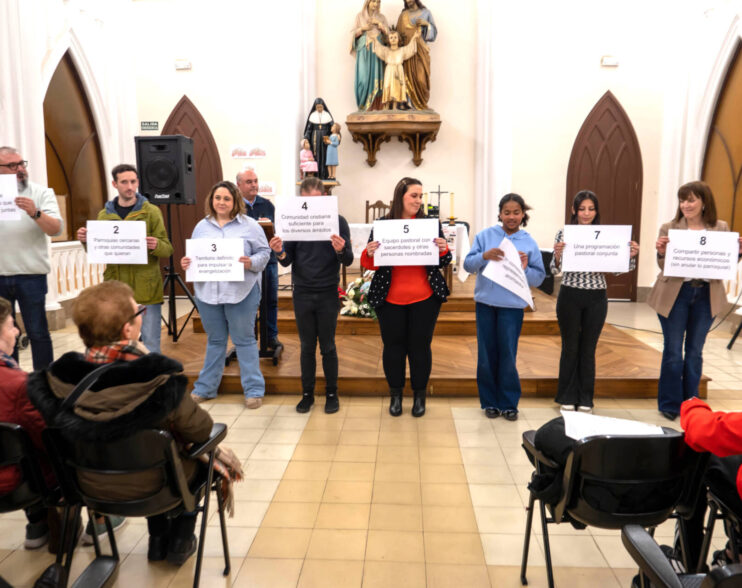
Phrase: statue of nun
[{"left": 303, "top": 98, "right": 334, "bottom": 180}]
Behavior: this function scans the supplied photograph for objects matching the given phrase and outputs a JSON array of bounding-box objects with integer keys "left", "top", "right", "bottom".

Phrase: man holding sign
[
  {"left": 0, "top": 146, "right": 63, "bottom": 369},
  {"left": 269, "top": 177, "right": 352, "bottom": 414},
  {"left": 648, "top": 182, "right": 742, "bottom": 421},
  {"left": 77, "top": 164, "right": 172, "bottom": 353}
]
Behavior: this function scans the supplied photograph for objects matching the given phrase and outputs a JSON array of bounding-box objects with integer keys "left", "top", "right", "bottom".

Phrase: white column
[{"left": 473, "top": 0, "right": 514, "bottom": 235}]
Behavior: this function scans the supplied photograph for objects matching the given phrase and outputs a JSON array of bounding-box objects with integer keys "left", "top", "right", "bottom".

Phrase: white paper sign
[
  {"left": 562, "top": 411, "right": 664, "bottom": 441},
  {"left": 185, "top": 238, "right": 244, "bottom": 282},
  {"left": 86, "top": 220, "right": 147, "bottom": 264},
  {"left": 0, "top": 175, "right": 21, "bottom": 221},
  {"left": 275, "top": 196, "right": 339, "bottom": 241},
  {"left": 481, "top": 237, "right": 534, "bottom": 309},
  {"left": 373, "top": 218, "right": 439, "bottom": 266},
  {"left": 664, "top": 229, "right": 740, "bottom": 280},
  {"left": 561, "top": 225, "right": 632, "bottom": 272}
]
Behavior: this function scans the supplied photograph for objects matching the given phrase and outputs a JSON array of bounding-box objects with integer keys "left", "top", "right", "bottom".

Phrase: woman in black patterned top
[{"left": 551, "top": 191, "right": 639, "bottom": 412}]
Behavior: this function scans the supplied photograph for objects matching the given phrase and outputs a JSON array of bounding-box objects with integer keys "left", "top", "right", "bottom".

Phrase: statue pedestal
[
  {"left": 345, "top": 110, "right": 441, "bottom": 167},
  {"left": 295, "top": 179, "right": 340, "bottom": 195}
]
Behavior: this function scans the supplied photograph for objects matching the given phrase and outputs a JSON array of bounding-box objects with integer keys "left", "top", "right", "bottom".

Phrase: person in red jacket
[
  {"left": 0, "top": 296, "right": 54, "bottom": 549},
  {"left": 681, "top": 397, "right": 742, "bottom": 568}
]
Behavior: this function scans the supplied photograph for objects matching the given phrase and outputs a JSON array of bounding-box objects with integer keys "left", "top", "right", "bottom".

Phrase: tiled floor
[{"left": 3, "top": 301, "right": 741, "bottom": 587}]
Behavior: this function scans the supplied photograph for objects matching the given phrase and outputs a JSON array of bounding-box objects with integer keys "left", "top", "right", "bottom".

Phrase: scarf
[
  {"left": 0, "top": 351, "right": 20, "bottom": 370},
  {"left": 84, "top": 339, "right": 149, "bottom": 364}
]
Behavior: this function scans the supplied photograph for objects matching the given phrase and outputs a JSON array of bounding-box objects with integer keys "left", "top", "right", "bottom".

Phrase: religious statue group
[{"left": 351, "top": 0, "right": 437, "bottom": 111}]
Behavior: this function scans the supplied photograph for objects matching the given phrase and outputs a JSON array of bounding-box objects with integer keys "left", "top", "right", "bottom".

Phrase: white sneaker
[
  {"left": 577, "top": 406, "right": 593, "bottom": 414},
  {"left": 560, "top": 404, "right": 575, "bottom": 411}
]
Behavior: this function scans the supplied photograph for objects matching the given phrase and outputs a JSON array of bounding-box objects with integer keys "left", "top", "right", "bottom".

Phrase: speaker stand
[{"left": 161, "top": 203, "right": 197, "bottom": 342}]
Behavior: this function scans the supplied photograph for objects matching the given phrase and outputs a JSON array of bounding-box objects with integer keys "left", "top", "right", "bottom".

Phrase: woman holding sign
[
  {"left": 551, "top": 191, "right": 639, "bottom": 413},
  {"left": 648, "top": 181, "right": 742, "bottom": 421},
  {"left": 361, "top": 177, "right": 451, "bottom": 417},
  {"left": 463, "top": 194, "right": 545, "bottom": 421},
  {"left": 181, "top": 181, "right": 270, "bottom": 409}
]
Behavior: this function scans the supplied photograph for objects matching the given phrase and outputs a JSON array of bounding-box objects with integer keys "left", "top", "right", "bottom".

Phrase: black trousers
[
  {"left": 376, "top": 295, "right": 441, "bottom": 390},
  {"left": 293, "top": 286, "right": 340, "bottom": 394},
  {"left": 555, "top": 286, "right": 607, "bottom": 407}
]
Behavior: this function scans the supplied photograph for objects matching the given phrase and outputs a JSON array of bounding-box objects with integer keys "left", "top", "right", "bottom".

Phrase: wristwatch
[{"left": 33, "top": 210, "right": 41, "bottom": 219}]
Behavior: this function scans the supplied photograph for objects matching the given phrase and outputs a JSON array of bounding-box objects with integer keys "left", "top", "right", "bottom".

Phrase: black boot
[
  {"left": 412, "top": 389, "right": 426, "bottom": 417},
  {"left": 296, "top": 392, "right": 314, "bottom": 413},
  {"left": 389, "top": 388, "right": 403, "bottom": 417}
]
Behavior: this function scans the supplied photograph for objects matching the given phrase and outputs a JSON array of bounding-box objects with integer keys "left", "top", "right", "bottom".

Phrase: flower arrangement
[{"left": 339, "top": 270, "right": 377, "bottom": 319}]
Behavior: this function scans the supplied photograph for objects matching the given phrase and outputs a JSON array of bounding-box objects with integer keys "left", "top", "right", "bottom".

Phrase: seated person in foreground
[
  {"left": 0, "top": 296, "right": 56, "bottom": 550},
  {"left": 681, "top": 397, "right": 742, "bottom": 568},
  {"left": 27, "top": 280, "right": 214, "bottom": 566}
]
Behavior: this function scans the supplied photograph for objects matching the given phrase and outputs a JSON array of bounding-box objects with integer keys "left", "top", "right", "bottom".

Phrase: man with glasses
[
  {"left": 0, "top": 146, "right": 63, "bottom": 369},
  {"left": 77, "top": 163, "right": 172, "bottom": 354}
]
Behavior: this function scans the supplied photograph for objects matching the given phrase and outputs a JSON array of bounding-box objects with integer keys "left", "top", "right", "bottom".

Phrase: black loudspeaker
[{"left": 135, "top": 135, "right": 196, "bottom": 205}]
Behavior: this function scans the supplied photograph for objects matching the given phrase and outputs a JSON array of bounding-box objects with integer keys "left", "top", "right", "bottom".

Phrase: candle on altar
[
  {"left": 423, "top": 192, "right": 428, "bottom": 214},
  {"left": 450, "top": 192, "right": 455, "bottom": 218}
]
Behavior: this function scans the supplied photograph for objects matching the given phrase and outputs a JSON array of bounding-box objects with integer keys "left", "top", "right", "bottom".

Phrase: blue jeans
[
  {"left": 265, "top": 262, "right": 278, "bottom": 340},
  {"left": 657, "top": 282, "right": 713, "bottom": 414},
  {"left": 0, "top": 274, "right": 53, "bottom": 369},
  {"left": 140, "top": 303, "right": 162, "bottom": 354},
  {"left": 475, "top": 303, "right": 524, "bottom": 411},
  {"left": 192, "top": 284, "right": 264, "bottom": 399}
]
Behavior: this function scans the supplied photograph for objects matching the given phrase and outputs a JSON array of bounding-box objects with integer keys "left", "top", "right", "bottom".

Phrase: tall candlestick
[
  {"left": 423, "top": 192, "right": 428, "bottom": 214},
  {"left": 450, "top": 192, "right": 455, "bottom": 218}
]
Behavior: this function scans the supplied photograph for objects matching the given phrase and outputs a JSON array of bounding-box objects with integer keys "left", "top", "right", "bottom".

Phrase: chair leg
[
  {"left": 103, "top": 515, "right": 119, "bottom": 561},
  {"left": 698, "top": 504, "right": 718, "bottom": 571},
  {"left": 539, "top": 500, "right": 555, "bottom": 588},
  {"left": 520, "top": 492, "right": 536, "bottom": 585},
  {"left": 60, "top": 504, "right": 82, "bottom": 586},
  {"left": 215, "top": 480, "right": 231, "bottom": 576},
  {"left": 88, "top": 509, "right": 103, "bottom": 558},
  {"left": 193, "top": 453, "right": 216, "bottom": 588}
]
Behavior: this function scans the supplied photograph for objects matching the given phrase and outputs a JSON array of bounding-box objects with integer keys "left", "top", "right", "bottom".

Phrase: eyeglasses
[
  {"left": 0, "top": 160, "right": 28, "bottom": 171},
  {"left": 120, "top": 305, "right": 146, "bottom": 333}
]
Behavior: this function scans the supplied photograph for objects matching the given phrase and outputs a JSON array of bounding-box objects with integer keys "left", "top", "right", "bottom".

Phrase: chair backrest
[
  {"left": 365, "top": 200, "right": 391, "bottom": 223},
  {"left": 556, "top": 431, "right": 706, "bottom": 529},
  {"left": 0, "top": 423, "right": 49, "bottom": 513},
  {"left": 43, "top": 427, "right": 196, "bottom": 518}
]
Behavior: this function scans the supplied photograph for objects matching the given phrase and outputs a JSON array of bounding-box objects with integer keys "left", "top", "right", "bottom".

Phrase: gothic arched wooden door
[
  {"left": 566, "top": 91, "right": 643, "bottom": 300},
  {"left": 702, "top": 42, "right": 742, "bottom": 231},
  {"left": 160, "top": 95, "right": 223, "bottom": 292},
  {"left": 43, "top": 51, "right": 107, "bottom": 241}
]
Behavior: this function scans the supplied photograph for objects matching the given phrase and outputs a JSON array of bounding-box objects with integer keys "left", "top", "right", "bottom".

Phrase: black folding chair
[
  {"left": 520, "top": 429, "right": 707, "bottom": 588},
  {"left": 43, "top": 423, "right": 229, "bottom": 588},
  {"left": 0, "top": 423, "right": 80, "bottom": 588},
  {"left": 622, "top": 524, "right": 742, "bottom": 587}
]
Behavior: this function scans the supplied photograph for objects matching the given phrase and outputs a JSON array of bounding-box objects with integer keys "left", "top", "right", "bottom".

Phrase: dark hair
[
  {"left": 569, "top": 190, "right": 600, "bottom": 225},
  {"left": 0, "top": 297, "right": 12, "bottom": 326},
  {"left": 73, "top": 281, "right": 136, "bottom": 348},
  {"left": 111, "top": 163, "right": 138, "bottom": 182},
  {"left": 389, "top": 177, "right": 424, "bottom": 220},
  {"left": 205, "top": 181, "right": 245, "bottom": 219},
  {"left": 300, "top": 177, "right": 324, "bottom": 195},
  {"left": 403, "top": 0, "right": 426, "bottom": 8},
  {"left": 675, "top": 181, "right": 717, "bottom": 226},
  {"left": 498, "top": 193, "right": 531, "bottom": 227}
]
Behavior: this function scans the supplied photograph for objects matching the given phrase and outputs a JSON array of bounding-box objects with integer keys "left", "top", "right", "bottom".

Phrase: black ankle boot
[
  {"left": 412, "top": 389, "right": 426, "bottom": 417},
  {"left": 389, "top": 388, "right": 403, "bottom": 417}
]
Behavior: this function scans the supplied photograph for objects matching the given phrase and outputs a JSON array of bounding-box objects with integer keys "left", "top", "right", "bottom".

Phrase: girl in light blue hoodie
[{"left": 463, "top": 194, "right": 545, "bottom": 421}]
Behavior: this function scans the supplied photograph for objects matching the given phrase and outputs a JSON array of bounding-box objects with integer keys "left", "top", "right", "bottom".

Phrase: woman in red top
[
  {"left": 361, "top": 177, "right": 451, "bottom": 417},
  {"left": 681, "top": 397, "right": 742, "bottom": 567},
  {"left": 0, "top": 296, "right": 54, "bottom": 549}
]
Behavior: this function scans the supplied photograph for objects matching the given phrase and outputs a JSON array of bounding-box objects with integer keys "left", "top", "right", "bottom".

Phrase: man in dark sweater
[
  {"left": 237, "top": 168, "right": 280, "bottom": 348},
  {"left": 269, "top": 177, "right": 353, "bottom": 414}
]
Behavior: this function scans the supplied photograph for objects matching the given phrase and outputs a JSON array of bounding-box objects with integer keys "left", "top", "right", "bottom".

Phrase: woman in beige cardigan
[{"left": 648, "top": 181, "right": 742, "bottom": 421}]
